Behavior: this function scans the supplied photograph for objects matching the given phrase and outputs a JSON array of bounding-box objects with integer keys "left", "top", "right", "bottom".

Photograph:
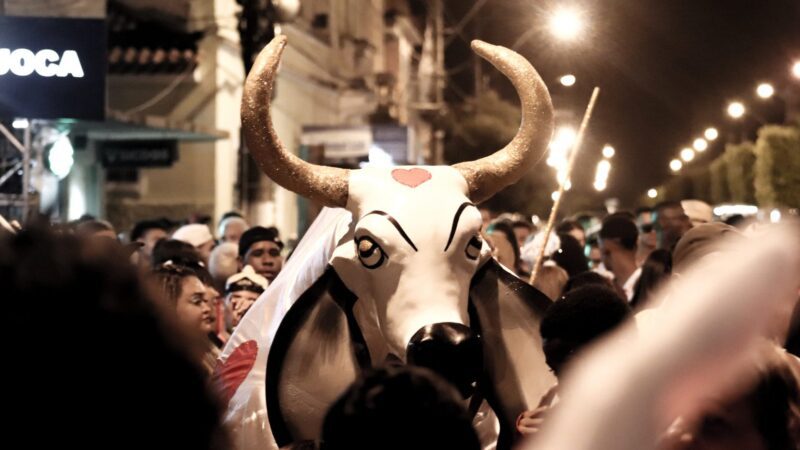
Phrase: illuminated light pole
[
  {"left": 602, "top": 145, "right": 615, "bottom": 158},
  {"left": 692, "top": 138, "right": 708, "bottom": 152},
  {"left": 670, "top": 159, "right": 682, "bottom": 172},
  {"left": 756, "top": 82, "right": 775, "bottom": 99},
  {"left": 593, "top": 159, "right": 611, "bottom": 191},
  {"left": 647, "top": 188, "right": 657, "bottom": 199},
  {"left": 680, "top": 148, "right": 695, "bottom": 162},
  {"left": 727, "top": 101, "right": 746, "bottom": 119},
  {"left": 560, "top": 74, "right": 576, "bottom": 87},
  {"left": 704, "top": 127, "right": 718, "bottom": 141},
  {"left": 548, "top": 7, "right": 584, "bottom": 42}
]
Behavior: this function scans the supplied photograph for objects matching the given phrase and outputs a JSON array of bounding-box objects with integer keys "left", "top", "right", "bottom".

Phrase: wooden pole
[{"left": 530, "top": 87, "right": 600, "bottom": 286}]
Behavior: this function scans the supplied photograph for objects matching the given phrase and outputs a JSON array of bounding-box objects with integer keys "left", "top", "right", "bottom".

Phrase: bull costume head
[{"left": 219, "top": 35, "right": 555, "bottom": 449}]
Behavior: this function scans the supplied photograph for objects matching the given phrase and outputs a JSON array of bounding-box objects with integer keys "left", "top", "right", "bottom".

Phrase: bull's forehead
[{"left": 347, "top": 166, "right": 472, "bottom": 237}]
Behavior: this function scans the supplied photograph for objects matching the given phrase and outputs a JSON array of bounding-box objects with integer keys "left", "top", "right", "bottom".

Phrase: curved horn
[
  {"left": 242, "top": 35, "right": 349, "bottom": 207},
  {"left": 454, "top": 40, "right": 554, "bottom": 203}
]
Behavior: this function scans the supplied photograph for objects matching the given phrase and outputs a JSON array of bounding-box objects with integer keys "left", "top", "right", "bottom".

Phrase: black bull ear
[
  {"left": 468, "top": 259, "right": 555, "bottom": 448},
  {"left": 265, "top": 266, "right": 370, "bottom": 447}
]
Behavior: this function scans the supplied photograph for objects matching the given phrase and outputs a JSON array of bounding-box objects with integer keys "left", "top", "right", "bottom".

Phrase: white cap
[
  {"left": 681, "top": 199, "right": 713, "bottom": 226},
  {"left": 226, "top": 265, "right": 269, "bottom": 293},
  {"left": 172, "top": 224, "right": 214, "bottom": 248}
]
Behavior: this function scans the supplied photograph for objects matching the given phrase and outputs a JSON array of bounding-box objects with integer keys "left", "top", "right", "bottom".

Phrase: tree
[
  {"left": 442, "top": 90, "right": 555, "bottom": 215},
  {"left": 724, "top": 141, "right": 756, "bottom": 204},
  {"left": 709, "top": 156, "right": 729, "bottom": 204},
  {"left": 688, "top": 167, "right": 712, "bottom": 202},
  {"left": 754, "top": 125, "right": 800, "bottom": 208}
]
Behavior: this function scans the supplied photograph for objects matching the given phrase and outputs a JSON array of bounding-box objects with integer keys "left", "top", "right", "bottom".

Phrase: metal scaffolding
[{"left": 0, "top": 121, "right": 33, "bottom": 223}]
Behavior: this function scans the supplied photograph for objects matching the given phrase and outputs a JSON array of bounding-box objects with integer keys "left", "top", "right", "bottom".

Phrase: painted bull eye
[
  {"left": 465, "top": 235, "right": 482, "bottom": 260},
  {"left": 355, "top": 236, "right": 386, "bottom": 269}
]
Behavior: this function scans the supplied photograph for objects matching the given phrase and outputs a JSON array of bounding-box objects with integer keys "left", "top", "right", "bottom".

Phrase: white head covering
[
  {"left": 218, "top": 216, "right": 249, "bottom": 239},
  {"left": 172, "top": 224, "right": 214, "bottom": 248},
  {"left": 520, "top": 230, "right": 561, "bottom": 269},
  {"left": 681, "top": 199, "right": 713, "bottom": 226},
  {"left": 225, "top": 265, "right": 269, "bottom": 293}
]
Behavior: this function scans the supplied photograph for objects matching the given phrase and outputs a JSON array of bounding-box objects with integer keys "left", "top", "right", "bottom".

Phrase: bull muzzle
[{"left": 406, "top": 323, "right": 482, "bottom": 399}]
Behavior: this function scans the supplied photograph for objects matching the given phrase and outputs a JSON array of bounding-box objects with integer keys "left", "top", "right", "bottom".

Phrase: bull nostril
[{"left": 406, "top": 323, "right": 482, "bottom": 399}]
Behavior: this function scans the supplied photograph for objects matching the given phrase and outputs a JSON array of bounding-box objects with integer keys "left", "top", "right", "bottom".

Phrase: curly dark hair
[{"left": 322, "top": 365, "right": 480, "bottom": 450}]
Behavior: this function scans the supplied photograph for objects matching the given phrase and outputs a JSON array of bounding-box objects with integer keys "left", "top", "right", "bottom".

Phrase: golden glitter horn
[
  {"left": 242, "top": 35, "right": 350, "bottom": 207},
  {"left": 454, "top": 40, "right": 554, "bottom": 203}
]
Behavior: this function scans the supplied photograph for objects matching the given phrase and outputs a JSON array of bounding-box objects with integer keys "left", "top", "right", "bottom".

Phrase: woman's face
[
  {"left": 489, "top": 231, "right": 516, "bottom": 271},
  {"left": 175, "top": 276, "right": 213, "bottom": 337}
]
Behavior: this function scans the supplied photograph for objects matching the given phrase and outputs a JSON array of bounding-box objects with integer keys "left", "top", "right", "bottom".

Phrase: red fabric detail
[
  {"left": 391, "top": 168, "right": 432, "bottom": 188},
  {"left": 213, "top": 340, "right": 258, "bottom": 405}
]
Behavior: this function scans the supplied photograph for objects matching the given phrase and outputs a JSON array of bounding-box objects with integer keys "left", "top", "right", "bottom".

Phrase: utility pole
[
  {"left": 473, "top": 14, "right": 483, "bottom": 97},
  {"left": 433, "top": 0, "right": 445, "bottom": 164}
]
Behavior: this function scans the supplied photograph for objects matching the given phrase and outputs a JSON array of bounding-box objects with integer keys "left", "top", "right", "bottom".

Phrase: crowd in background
[{"left": 2, "top": 195, "right": 798, "bottom": 450}]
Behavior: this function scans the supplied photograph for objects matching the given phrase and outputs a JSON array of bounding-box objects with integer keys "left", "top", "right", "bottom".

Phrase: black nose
[{"left": 406, "top": 323, "right": 482, "bottom": 399}]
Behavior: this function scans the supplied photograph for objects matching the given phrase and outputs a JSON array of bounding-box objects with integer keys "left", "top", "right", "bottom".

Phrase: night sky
[{"left": 443, "top": 0, "right": 800, "bottom": 206}]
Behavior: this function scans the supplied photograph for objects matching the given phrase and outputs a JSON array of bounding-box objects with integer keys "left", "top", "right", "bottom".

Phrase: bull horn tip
[
  {"left": 470, "top": 39, "right": 490, "bottom": 51},
  {"left": 270, "top": 34, "right": 288, "bottom": 50}
]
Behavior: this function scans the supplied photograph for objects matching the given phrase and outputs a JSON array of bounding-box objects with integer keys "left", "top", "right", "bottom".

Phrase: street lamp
[
  {"left": 727, "top": 101, "right": 746, "bottom": 119},
  {"left": 792, "top": 61, "right": 800, "bottom": 79},
  {"left": 756, "top": 82, "right": 775, "bottom": 99},
  {"left": 670, "top": 159, "right": 682, "bottom": 172},
  {"left": 48, "top": 134, "right": 74, "bottom": 180},
  {"left": 680, "top": 148, "right": 695, "bottom": 162},
  {"left": 693, "top": 138, "right": 708, "bottom": 152},
  {"left": 548, "top": 7, "right": 584, "bottom": 41},
  {"left": 704, "top": 127, "right": 719, "bottom": 141},
  {"left": 559, "top": 74, "right": 576, "bottom": 87},
  {"left": 593, "top": 159, "right": 610, "bottom": 192},
  {"left": 602, "top": 145, "right": 615, "bottom": 158},
  {"left": 647, "top": 188, "right": 657, "bottom": 199}
]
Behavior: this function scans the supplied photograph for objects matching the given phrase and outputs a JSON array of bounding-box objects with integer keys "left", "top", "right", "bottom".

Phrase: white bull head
[{"left": 220, "top": 35, "right": 556, "bottom": 449}]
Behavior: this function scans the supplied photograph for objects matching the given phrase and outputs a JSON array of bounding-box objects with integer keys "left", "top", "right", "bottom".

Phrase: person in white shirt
[{"left": 599, "top": 214, "right": 641, "bottom": 302}]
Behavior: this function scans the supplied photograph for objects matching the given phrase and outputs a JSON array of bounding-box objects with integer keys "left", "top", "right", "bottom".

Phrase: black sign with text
[
  {"left": 100, "top": 140, "right": 177, "bottom": 168},
  {"left": 0, "top": 16, "right": 106, "bottom": 120}
]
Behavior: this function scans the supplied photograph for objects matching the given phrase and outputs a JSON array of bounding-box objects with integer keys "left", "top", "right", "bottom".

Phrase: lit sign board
[{"left": 0, "top": 16, "right": 106, "bottom": 120}]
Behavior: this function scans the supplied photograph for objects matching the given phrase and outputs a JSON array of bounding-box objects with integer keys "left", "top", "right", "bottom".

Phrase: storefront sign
[
  {"left": 0, "top": 17, "right": 106, "bottom": 120},
  {"left": 100, "top": 140, "right": 177, "bottom": 168}
]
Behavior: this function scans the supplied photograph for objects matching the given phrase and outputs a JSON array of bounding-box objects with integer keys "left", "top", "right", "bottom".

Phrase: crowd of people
[{"left": 2, "top": 196, "right": 798, "bottom": 450}]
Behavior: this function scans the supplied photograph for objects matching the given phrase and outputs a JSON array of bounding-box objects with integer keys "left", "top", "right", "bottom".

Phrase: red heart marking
[{"left": 391, "top": 168, "right": 432, "bottom": 188}]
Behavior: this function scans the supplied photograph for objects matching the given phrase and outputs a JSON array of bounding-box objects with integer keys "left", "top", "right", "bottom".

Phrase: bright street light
[
  {"left": 756, "top": 83, "right": 775, "bottom": 99},
  {"left": 48, "top": 134, "right": 74, "bottom": 180},
  {"left": 548, "top": 8, "right": 584, "bottom": 41},
  {"left": 680, "top": 148, "right": 695, "bottom": 162},
  {"left": 670, "top": 159, "right": 683, "bottom": 172},
  {"left": 647, "top": 188, "right": 657, "bottom": 199},
  {"left": 547, "top": 126, "right": 577, "bottom": 168},
  {"left": 727, "top": 101, "right": 745, "bottom": 119},
  {"left": 792, "top": 61, "right": 800, "bottom": 79},
  {"left": 602, "top": 145, "right": 615, "bottom": 158},
  {"left": 551, "top": 191, "right": 561, "bottom": 201},
  {"left": 693, "top": 138, "right": 708, "bottom": 152},
  {"left": 593, "top": 159, "right": 611, "bottom": 192},
  {"left": 704, "top": 127, "right": 719, "bottom": 141},
  {"left": 559, "top": 74, "right": 576, "bottom": 87}
]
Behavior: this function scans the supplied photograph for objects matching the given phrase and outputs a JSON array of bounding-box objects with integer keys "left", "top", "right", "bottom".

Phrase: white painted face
[{"left": 331, "top": 166, "right": 490, "bottom": 360}]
